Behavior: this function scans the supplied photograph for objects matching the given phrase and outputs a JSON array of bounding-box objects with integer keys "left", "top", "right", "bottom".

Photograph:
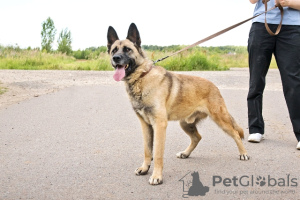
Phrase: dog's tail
[{"left": 230, "top": 115, "right": 244, "bottom": 139}]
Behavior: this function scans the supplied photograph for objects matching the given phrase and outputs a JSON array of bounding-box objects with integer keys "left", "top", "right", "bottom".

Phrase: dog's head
[{"left": 107, "top": 23, "right": 146, "bottom": 81}]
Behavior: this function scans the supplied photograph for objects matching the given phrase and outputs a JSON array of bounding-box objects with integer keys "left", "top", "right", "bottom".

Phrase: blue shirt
[{"left": 252, "top": 0, "right": 300, "bottom": 25}]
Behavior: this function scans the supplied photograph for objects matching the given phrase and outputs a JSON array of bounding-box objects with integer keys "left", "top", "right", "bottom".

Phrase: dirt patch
[{"left": 0, "top": 70, "right": 118, "bottom": 110}]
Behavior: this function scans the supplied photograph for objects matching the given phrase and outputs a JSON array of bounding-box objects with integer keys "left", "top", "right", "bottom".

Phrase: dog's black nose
[{"left": 113, "top": 55, "right": 122, "bottom": 62}]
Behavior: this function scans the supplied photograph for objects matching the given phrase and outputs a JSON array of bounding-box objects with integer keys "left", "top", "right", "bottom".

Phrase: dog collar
[{"left": 140, "top": 65, "right": 154, "bottom": 78}]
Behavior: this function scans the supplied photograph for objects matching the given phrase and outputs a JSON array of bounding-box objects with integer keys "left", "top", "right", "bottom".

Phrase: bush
[
  {"left": 0, "top": 48, "right": 75, "bottom": 70},
  {"left": 72, "top": 46, "right": 107, "bottom": 60},
  {"left": 152, "top": 50, "right": 228, "bottom": 71},
  {"left": 57, "top": 28, "right": 72, "bottom": 55}
]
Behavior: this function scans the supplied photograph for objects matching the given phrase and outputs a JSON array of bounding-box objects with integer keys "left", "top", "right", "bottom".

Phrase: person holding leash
[{"left": 247, "top": 0, "right": 300, "bottom": 149}]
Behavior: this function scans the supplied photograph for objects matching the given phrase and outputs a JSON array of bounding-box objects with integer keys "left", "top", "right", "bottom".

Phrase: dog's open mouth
[{"left": 113, "top": 64, "right": 129, "bottom": 81}]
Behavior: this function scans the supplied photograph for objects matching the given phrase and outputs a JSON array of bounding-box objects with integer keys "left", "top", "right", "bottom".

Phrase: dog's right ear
[{"left": 107, "top": 26, "right": 119, "bottom": 53}]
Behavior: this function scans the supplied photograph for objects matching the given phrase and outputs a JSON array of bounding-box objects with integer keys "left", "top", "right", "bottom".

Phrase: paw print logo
[{"left": 256, "top": 176, "right": 266, "bottom": 186}]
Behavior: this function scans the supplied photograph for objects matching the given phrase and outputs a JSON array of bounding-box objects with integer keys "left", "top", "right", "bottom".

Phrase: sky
[{"left": 0, "top": 0, "right": 257, "bottom": 50}]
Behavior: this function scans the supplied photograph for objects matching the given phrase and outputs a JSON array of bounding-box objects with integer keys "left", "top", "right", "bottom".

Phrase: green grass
[
  {"left": 218, "top": 52, "right": 277, "bottom": 69},
  {"left": 0, "top": 88, "right": 6, "bottom": 95},
  {"left": 0, "top": 49, "right": 113, "bottom": 70},
  {"left": 0, "top": 83, "right": 7, "bottom": 95},
  {"left": 0, "top": 50, "right": 73, "bottom": 70},
  {"left": 0, "top": 45, "right": 278, "bottom": 71},
  {"left": 151, "top": 50, "right": 228, "bottom": 71},
  {"left": 53, "top": 54, "right": 113, "bottom": 70}
]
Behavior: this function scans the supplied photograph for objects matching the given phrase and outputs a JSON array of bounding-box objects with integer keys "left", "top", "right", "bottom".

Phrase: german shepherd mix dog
[{"left": 107, "top": 23, "right": 249, "bottom": 185}]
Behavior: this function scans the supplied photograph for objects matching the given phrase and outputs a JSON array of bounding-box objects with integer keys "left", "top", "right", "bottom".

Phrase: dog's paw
[
  {"left": 176, "top": 151, "right": 190, "bottom": 159},
  {"left": 135, "top": 165, "right": 150, "bottom": 176},
  {"left": 149, "top": 174, "right": 163, "bottom": 185},
  {"left": 240, "top": 154, "right": 250, "bottom": 161}
]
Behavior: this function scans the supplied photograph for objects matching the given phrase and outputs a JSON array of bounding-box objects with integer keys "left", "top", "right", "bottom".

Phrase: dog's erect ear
[
  {"left": 126, "top": 23, "right": 141, "bottom": 47},
  {"left": 107, "top": 26, "right": 119, "bottom": 53}
]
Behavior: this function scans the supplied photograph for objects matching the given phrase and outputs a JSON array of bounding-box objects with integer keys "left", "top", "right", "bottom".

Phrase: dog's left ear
[
  {"left": 126, "top": 23, "right": 141, "bottom": 47},
  {"left": 107, "top": 26, "right": 119, "bottom": 53}
]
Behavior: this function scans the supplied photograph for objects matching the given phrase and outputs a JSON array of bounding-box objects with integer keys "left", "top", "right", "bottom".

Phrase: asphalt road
[{"left": 1, "top": 69, "right": 300, "bottom": 199}]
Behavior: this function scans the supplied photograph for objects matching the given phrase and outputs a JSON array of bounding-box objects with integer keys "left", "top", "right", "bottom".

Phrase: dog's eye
[
  {"left": 112, "top": 47, "right": 118, "bottom": 54},
  {"left": 123, "top": 47, "right": 131, "bottom": 52}
]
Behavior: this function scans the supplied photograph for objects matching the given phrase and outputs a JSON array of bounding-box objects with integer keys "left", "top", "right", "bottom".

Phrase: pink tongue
[{"left": 113, "top": 66, "right": 125, "bottom": 81}]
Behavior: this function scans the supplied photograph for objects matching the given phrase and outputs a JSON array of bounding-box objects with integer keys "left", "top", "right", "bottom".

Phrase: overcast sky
[{"left": 0, "top": 0, "right": 257, "bottom": 50}]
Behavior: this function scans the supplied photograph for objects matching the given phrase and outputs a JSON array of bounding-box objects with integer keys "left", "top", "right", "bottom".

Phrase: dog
[{"left": 107, "top": 23, "right": 249, "bottom": 185}]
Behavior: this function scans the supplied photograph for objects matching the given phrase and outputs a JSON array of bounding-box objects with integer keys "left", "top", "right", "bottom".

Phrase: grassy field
[
  {"left": 0, "top": 49, "right": 112, "bottom": 70},
  {"left": 0, "top": 45, "right": 277, "bottom": 71}
]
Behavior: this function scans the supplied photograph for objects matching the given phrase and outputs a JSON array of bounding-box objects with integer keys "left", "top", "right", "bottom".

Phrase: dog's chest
[
  {"left": 130, "top": 96, "right": 153, "bottom": 124},
  {"left": 126, "top": 81, "right": 153, "bottom": 123}
]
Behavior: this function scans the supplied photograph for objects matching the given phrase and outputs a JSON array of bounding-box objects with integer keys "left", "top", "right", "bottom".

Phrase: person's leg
[
  {"left": 247, "top": 23, "right": 275, "bottom": 136},
  {"left": 274, "top": 25, "right": 300, "bottom": 143}
]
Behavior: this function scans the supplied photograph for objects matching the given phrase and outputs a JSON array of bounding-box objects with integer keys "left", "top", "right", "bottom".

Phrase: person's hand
[
  {"left": 275, "top": 0, "right": 289, "bottom": 7},
  {"left": 278, "top": 0, "right": 300, "bottom": 10}
]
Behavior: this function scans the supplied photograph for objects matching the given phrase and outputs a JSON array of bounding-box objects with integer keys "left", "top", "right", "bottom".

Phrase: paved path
[{"left": 0, "top": 69, "right": 299, "bottom": 199}]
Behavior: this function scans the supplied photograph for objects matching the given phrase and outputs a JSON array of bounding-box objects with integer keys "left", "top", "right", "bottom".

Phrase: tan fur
[{"left": 108, "top": 24, "right": 249, "bottom": 185}]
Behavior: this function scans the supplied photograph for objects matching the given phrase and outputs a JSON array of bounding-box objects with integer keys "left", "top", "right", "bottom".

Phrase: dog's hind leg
[
  {"left": 208, "top": 103, "right": 250, "bottom": 161},
  {"left": 135, "top": 114, "right": 153, "bottom": 176},
  {"left": 176, "top": 118, "right": 203, "bottom": 159}
]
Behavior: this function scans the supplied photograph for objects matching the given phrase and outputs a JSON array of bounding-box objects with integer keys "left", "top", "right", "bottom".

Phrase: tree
[
  {"left": 57, "top": 28, "right": 72, "bottom": 55},
  {"left": 41, "top": 17, "right": 56, "bottom": 52}
]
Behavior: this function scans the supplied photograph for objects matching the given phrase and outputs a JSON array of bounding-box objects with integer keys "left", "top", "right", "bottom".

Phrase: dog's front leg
[
  {"left": 135, "top": 114, "right": 153, "bottom": 176},
  {"left": 149, "top": 118, "right": 167, "bottom": 185}
]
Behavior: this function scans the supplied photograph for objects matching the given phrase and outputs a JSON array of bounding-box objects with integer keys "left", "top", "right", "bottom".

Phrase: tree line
[
  {"left": 142, "top": 45, "right": 247, "bottom": 54},
  {"left": 41, "top": 17, "right": 72, "bottom": 55},
  {"left": 1, "top": 17, "right": 247, "bottom": 61}
]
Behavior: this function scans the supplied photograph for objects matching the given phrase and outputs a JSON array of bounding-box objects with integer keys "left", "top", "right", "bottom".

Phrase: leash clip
[{"left": 152, "top": 55, "right": 169, "bottom": 65}]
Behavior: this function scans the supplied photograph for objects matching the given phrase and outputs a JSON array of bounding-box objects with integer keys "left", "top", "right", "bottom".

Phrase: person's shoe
[
  {"left": 248, "top": 133, "right": 264, "bottom": 143},
  {"left": 297, "top": 142, "right": 300, "bottom": 150}
]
